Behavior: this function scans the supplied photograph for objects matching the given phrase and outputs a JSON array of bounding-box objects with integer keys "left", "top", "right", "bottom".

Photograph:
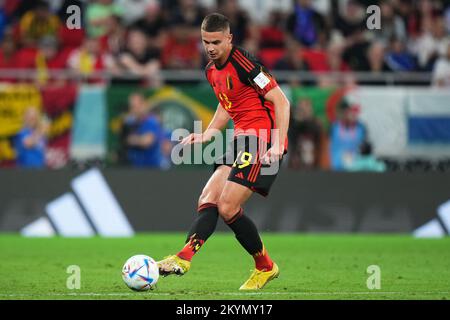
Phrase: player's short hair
[{"left": 201, "top": 13, "right": 230, "bottom": 33}]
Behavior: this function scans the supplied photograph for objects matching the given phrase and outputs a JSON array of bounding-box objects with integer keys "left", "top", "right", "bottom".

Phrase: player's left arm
[
  {"left": 262, "top": 86, "right": 290, "bottom": 164},
  {"left": 234, "top": 48, "right": 290, "bottom": 164}
]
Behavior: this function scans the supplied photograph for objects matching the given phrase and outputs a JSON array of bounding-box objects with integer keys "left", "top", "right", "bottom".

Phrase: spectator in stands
[
  {"left": 120, "top": 92, "right": 164, "bottom": 168},
  {"left": 67, "top": 36, "right": 115, "bottom": 82},
  {"left": 445, "top": 4, "right": 450, "bottom": 34},
  {"left": 86, "top": 0, "right": 123, "bottom": 38},
  {"left": 116, "top": 0, "right": 154, "bottom": 26},
  {"left": 287, "top": 0, "right": 327, "bottom": 48},
  {"left": 332, "top": 0, "right": 366, "bottom": 39},
  {"left": 162, "top": 22, "right": 201, "bottom": 69},
  {"left": 259, "top": 10, "right": 286, "bottom": 49},
  {"left": 0, "top": 36, "right": 19, "bottom": 80},
  {"left": 411, "top": 15, "right": 450, "bottom": 70},
  {"left": 132, "top": 1, "right": 166, "bottom": 49},
  {"left": 342, "top": 29, "right": 371, "bottom": 71},
  {"left": 21, "top": 36, "right": 69, "bottom": 86},
  {"left": 317, "top": 41, "right": 352, "bottom": 87},
  {"left": 432, "top": 42, "right": 450, "bottom": 87},
  {"left": 116, "top": 28, "right": 161, "bottom": 86},
  {"left": 274, "top": 40, "right": 309, "bottom": 71},
  {"left": 18, "top": 0, "right": 60, "bottom": 47},
  {"left": 326, "top": 41, "right": 350, "bottom": 72},
  {"left": 416, "top": 0, "right": 441, "bottom": 36},
  {"left": 170, "top": 0, "right": 205, "bottom": 38},
  {"left": 273, "top": 40, "right": 310, "bottom": 86},
  {"left": 14, "top": 107, "right": 48, "bottom": 168},
  {"left": 395, "top": 0, "right": 420, "bottom": 38},
  {"left": 385, "top": 37, "right": 417, "bottom": 71},
  {"left": 99, "top": 15, "right": 127, "bottom": 56},
  {"left": 330, "top": 104, "right": 366, "bottom": 171},
  {"left": 345, "top": 141, "right": 386, "bottom": 172},
  {"left": 372, "top": 0, "right": 407, "bottom": 43},
  {"left": 217, "top": 0, "right": 251, "bottom": 46},
  {"left": 0, "top": 3, "right": 8, "bottom": 42},
  {"left": 366, "top": 41, "right": 392, "bottom": 73},
  {"left": 288, "top": 98, "right": 323, "bottom": 170}
]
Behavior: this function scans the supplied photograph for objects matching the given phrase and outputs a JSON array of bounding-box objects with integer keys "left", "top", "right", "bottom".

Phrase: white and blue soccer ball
[{"left": 122, "top": 255, "right": 159, "bottom": 291}]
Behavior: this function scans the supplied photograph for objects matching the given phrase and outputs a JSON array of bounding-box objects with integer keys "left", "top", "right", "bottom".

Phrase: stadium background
[
  {"left": 0, "top": 0, "right": 450, "bottom": 301},
  {"left": 0, "top": 0, "right": 449, "bottom": 235}
]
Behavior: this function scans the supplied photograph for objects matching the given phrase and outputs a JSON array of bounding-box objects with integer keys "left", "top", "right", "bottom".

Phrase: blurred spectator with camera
[
  {"left": 330, "top": 103, "right": 366, "bottom": 171},
  {"left": 345, "top": 140, "right": 386, "bottom": 172},
  {"left": 119, "top": 92, "right": 165, "bottom": 168},
  {"left": 14, "top": 107, "right": 49, "bottom": 168}
]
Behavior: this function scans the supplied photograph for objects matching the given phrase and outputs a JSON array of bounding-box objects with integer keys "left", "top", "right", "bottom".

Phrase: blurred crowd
[
  {"left": 287, "top": 97, "right": 387, "bottom": 172},
  {"left": 0, "top": 0, "right": 449, "bottom": 86},
  {"left": 1, "top": 0, "right": 450, "bottom": 171}
]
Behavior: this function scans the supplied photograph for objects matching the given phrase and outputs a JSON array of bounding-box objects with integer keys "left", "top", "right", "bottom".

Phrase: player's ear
[{"left": 228, "top": 32, "right": 233, "bottom": 44}]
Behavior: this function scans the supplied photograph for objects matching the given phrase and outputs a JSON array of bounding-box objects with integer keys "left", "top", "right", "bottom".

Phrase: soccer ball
[{"left": 121, "top": 255, "right": 159, "bottom": 291}]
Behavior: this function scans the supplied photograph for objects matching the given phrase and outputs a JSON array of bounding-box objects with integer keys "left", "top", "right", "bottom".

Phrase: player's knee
[
  {"left": 197, "top": 189, "right": 219, "bottom": 210},
  {"left": 217, "top": 198, "right": 239, "bottom": 221}
]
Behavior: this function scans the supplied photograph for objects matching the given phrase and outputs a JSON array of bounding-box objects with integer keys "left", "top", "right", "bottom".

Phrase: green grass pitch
[{"left": 0, "top": 233, "right": 449, "bottom": 300}]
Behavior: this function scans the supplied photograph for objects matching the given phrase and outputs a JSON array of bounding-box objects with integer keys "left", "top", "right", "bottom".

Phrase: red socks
[
  {"left": 253, "top": 246, "right": 274, "bottom": 271},
  {"left": 176, "top": 234, "right": 205, "bottom": 262}
]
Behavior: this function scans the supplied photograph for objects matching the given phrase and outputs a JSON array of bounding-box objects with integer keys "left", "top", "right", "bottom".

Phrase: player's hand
[
  {"left": 261, "top": 144, "right": 285, "bottom": 164},
  {"left": 179, "top": 133, "right": 204, "bottom": 145}
]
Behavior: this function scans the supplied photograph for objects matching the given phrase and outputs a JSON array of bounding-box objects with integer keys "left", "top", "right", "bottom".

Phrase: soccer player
[{"left": 157, "top": 13, "right": 290, "bottom": 290}]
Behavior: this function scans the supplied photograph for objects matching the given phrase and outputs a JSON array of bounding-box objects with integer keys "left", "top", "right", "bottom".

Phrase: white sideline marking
[{"left": 0, "top": 291, "right": 449, "bottom": 298}]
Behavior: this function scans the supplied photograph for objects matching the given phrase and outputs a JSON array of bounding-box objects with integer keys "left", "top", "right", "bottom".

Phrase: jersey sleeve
[{"left": 231, "top": 47, "right": 279, "bottom": 96}]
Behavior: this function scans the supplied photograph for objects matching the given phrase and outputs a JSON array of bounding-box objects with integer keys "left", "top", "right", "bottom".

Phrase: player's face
[{"left": 201, "top": 29, "right": 232, "bottom": 63}]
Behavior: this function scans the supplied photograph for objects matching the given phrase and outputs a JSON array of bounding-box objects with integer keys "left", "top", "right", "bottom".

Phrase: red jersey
[{"left": 206, "top": 46, "right": 287, "bottom": 148}]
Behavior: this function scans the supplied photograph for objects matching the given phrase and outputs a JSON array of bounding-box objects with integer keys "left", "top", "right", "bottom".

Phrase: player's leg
[
  {"left": 217, "top": 180, "right": 279, "bottom": 290},
  {"left": 157, "top": 165, "right": 230, "bottom": 276},
  {"left": 176, "top": 164, "right": 231, "bottom": 260}
]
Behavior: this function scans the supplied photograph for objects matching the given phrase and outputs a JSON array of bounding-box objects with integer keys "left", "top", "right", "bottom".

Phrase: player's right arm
[{"left": 180, "top": 103, "right": 230, "bottom": 145}]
